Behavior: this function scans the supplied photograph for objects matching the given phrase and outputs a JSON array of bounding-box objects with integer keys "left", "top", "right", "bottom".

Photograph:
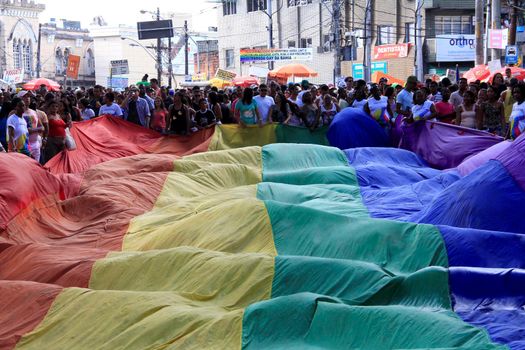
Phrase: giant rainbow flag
[{"left": 1, "top": 114, "right": 524, "bottom": 349}]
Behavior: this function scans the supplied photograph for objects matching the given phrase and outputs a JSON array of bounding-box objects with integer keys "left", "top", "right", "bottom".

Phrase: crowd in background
[{"left": 1, "top": 69, "right": 524, "bottom": 163}]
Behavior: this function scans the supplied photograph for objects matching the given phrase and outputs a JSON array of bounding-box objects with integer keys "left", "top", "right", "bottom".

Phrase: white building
[
  {"left": 90, "top": 19, "right": 218, "bottom": 88},
  {"left": 217, "top": 0, "right": 334, "bottom": 83}
]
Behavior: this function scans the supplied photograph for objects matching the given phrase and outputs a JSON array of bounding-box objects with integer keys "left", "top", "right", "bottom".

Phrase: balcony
[{"left": 423, "top": 0, "right": 475, "bottom": 9}]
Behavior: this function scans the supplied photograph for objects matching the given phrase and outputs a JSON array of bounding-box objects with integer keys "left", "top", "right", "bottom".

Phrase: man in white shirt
[
  {"left": 450, "top": 78, "right": 468, "bottom": 109},
  {"left": 253, "top": 84, "right": 275, "bottom": 124},
  {"left": 99, "top": 92, "right": 123, "bottom": 117}
]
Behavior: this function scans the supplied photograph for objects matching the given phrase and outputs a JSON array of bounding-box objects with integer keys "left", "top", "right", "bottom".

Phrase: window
[
  {"left": 353, "top": 29, "right": 364, "bottom": 48},
  {"left": 405, "top": 22, "right": 415, "bottom": 43},
  {"left": 55, "top": 48, "right": 64, "bottom": 75},
  {"left": 288, "top": 40, "right": 296, "bottom": 48},
  {"left": 47, "top": 34, "right": 55, "bottom": 43},
  {"left": 225, "top": 49, "right": 235, "bottom": 67},
  {"left": 288, "top": 0, "right": 313, "bottom": 6},
  {"left": 247, "top": 0, "right": 266, "bottom": 12},
  {"left": 323, "top": 34, "right": 332, "bottom": 52},
  {"left": 86, "top": 48, "right": 95, "bottom": 75},
  {"left": 22, "top": 41, "right": 32, "bottom": 73},
  {"left": 377, "top": 25, "right": 395, "bottom": 45},
  {"left": 300, "top": 38, "right": 312, "bottom": 48},
  {"left": 434, "top": 16, "right": 473, "bottom": 36},
  {"left": 13, "top": 40, "right": 21, "bottom": 69},
  {"left": 223, "top": 0, "right": 237, "bottom": 15},
  {"left": 76, "top": 38, "right": 83, "bottom": 48}
]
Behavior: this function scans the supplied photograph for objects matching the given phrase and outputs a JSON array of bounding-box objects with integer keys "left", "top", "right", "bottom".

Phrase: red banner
[
  {"left": 66, "top": 55, "right": 81, "bottom": 79},
  {"left": 372, "top": 44, "right": 410, "bottom": 60}
]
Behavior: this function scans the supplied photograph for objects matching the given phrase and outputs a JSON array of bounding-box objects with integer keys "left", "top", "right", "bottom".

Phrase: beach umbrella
[
  {"left": 22, "top": 78, "right": 61, "bottom": 91},
  {"left": 463, "top": 65, "right": 490, "bottom": 83},
  {"left": 232, "top": 76, "right": 259, "bottom": 88},
  {"left": 272, "top": 63, "right": 318, "bottom": 79}
]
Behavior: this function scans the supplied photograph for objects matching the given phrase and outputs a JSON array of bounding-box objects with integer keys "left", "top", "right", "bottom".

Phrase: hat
[
  {"left": 301, "top": 79, "right": 310, "bottom": 87},
  {"left": 17, "top": 90, "right": 34, "bottom": 98}
]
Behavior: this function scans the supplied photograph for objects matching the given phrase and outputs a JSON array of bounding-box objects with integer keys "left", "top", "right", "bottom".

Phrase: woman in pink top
[
  {"left": 434, "top": 88, "right": 455, "bottom": 124},
  {"left": 150, "top": 97, "right": 167, "bottom": 133}
]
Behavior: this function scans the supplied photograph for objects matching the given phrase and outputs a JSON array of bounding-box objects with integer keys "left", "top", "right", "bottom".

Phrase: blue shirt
[
  {"left": 396, "top": 89, "right": 413, "bottom": 116},
  {"left": 124, "top": 97, "right": 150, "bottom": 127}
]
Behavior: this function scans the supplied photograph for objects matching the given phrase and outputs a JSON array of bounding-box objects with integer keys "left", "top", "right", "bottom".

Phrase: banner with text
[
  {"left": 488, "top": 29, "right": 509, "bottom": 50},
  {"left": 436, "top": 35, "right": 476, "bottom": 62},
  {"left": 372, "top": 43, "right": 410, "bottom": 60},
  {"left": 3, "top": 68, "right": 24, "bottom": 84},
  {"left": 66, "top": 55, "right": 81, "bottom": 79},
  {"left": 215, "top": 68, "right": 237, "bottom": 81},
  {"left": 240, "top": 48, "right": 313, "bottom": 63}
]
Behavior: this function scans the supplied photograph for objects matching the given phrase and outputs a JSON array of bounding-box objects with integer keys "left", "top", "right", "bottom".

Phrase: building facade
[
  {"left": 217, "top": 0, "right": 485, "bottom": 82},
  {"left": 0, "top": 0, "right": 44, "bottom": 80},
  {"left": 39, "top": 19, "right": 96, "bottom": 87}
]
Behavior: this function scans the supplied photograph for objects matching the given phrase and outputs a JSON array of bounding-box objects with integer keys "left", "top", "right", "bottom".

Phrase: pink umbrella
[
  {"left": 233, "top": 76, "right": 259, "bottom": 88},
  {"left": 22, "top": 78, "right": 61, "bottom": 92}
]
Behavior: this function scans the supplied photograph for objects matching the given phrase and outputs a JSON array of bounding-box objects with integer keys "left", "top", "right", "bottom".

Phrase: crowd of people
[{"left": 1, "top": 70, "right": 524, "bottom": 163}]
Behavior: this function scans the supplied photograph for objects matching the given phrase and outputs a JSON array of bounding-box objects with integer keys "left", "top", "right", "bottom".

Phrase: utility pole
[
  {"left": 415, "top": 0, "right": 424, "bottom": 81},
  {"left": 363, "top": 0, "right": 372, "bottom": 82},
  {"left": 484, "top": 0, "right": 491, "bottom": 64},
  {"left": 509, "top": 0, "right": 518, "bottom": 46},
  {"left": 168, "top": 37, "right": 172, "bottom": 87},
  {"left": 267, "top": 0, "right": 274, "bottom": 70},
  {"left": 36, "top": 23, "right": 41, "bottom": 78},
  {"left": 475, "top": 0, "right": 484, "bottom": 65},
  {"left": 333, "top": 0, "right": 342, "bottom": 84},
  {"left": 491, "top": 0, "right": 501, "bottom": 60},
  {"left": 156, "top": 8, "right": 163, "bottom": 85},
  {"left": 184, "top": 20, "right": 189, "bottom": 77}
]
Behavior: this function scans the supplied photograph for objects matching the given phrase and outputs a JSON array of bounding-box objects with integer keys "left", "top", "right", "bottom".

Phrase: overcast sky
[{"left": 40, "top": 0, "right": 218, "bottom": 31}]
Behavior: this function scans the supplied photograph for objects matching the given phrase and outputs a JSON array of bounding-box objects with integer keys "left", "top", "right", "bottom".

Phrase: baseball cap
[{"left": 17, "top": 90, "right": 34, "bottom": 98}]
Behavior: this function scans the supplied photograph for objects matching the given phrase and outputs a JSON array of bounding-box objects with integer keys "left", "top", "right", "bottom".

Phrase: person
[
  {"left": 191, "top": 87, "right": 203, "bottom": 111},
  {"left": 253, "top": 84, "right": 274, "bottom": 124},
  {"left": 296, "top": 80, "right": 310, "bottom": 108},
  {"left": 194, "top": 98, "right": 216, "bottom": 128},
  {"left": 427, "top": 81, "right": 442, "bottom": 102},
  {"left": 396, "top": 76, "right": 417, "bottom": 119},
  {"left": 492, "top": 73, "right": 507, "bottom": 98},
  {"left": 365, "top": 84, "right": 393, "bottom": 128},
  {"left": 500, "top": 78, "right": 518, "bottom": 125},
  {"left": 456, "top": 90, "right": 481, "bottom": 129},
  {"left": 287, "top": 85, "right": 301, "bottom": 106},
  {"left": 99, "top": 92, "right": 123, "bottom": 117},
  {"left": 480, "top": 86, "right": 506, "bottom": 136},
  {"left": 6, "top": 99, "right": 30, "bottom": 156},
  {"left": 508, "top": 83, "right": 525, "bottom": 139},
  {"left": 208, "top": 91, "right": 223, "bottom": 123},
  {"left": 504, "top": 67, "right": 513, "bottom": 84},
  {"left": 411, "top": 89, "right": 437, "bottom": 122},
  {"left": 337, "top": 88, "right": 349, "bottom": 110},
  {"left": 167, "top": 92, "right": 191, "bottom": 135},
  {"left": 350, "top": 86, "right": 367, "bottom": 110},
  {"left": 434, "top": 88, "right": 456, "bottom": 124},
  {"left": 79, "top": 98, "right": 95, "bottom": 121},
  {"left": 319, "top": 93, "right": 339, "bottom": 127},
  {"left": 89, "top": 85, "right": 104, "bottom": 116},
  {"left": 235, "top": 88, "right": 262, "bottom": 127},
  {"left": 219, "top": 93, "right": 235, "bottom": 124},
  {"left": 150, "top": 97, "right": 168, "bottom": 133},
  {"left": 477, "top": 88, "right": 488, "bottom": 107},
  {"left": 299, "top": 91, "right": 320, "bottom": 130},
  {"left": 385, "top": 86, "right": 396, "bottom": 119},
  {"left": 272, "top": 92, "right": 292, "bottom": 124},
  {"left": 450, "top": 77, "right": 468, "bottom": 109},
  {"left": 145, "top": 87, "right": 156, "bottom": 110},
  {"left": 19, "top": 91, "right": 44, "bottom": 161},
  {"left": 122, "top": 88, "right": 151, "bottom": 127},
  {"left": 150, "top": 78, "right": 161, "bottom": 96},
  {"left": 344, "top": 76, "right": 354, "bottom": 97},
  {"left": 44, "top": 100, "right": 69, "bottom": 161}
]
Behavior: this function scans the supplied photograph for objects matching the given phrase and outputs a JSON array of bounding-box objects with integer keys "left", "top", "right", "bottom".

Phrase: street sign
[
  {"left": 137, "top": 20, "right": 174, "bottom": 40},
  {"left": 110, "top": 60, "right": 129, "bottom": 75},
  {"left": 352, "top": 61, "right": 387, "bottom": 80},
  {"left": 506, "top": 45, "right": 519, "bottom": 65}
]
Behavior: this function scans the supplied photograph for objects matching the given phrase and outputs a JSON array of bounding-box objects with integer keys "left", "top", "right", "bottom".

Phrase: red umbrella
[
  {"left": 22, "top": 78, "right": 61, "bottom": 92},
  {"left": 463, "top": 65, "right": 490, "bottom": 83},
  {"left": 233, "top": 76, "right": 259, "bottom": 88},
  {"left": 484, "top": 66, "right": 525, "bottom": 83}
]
